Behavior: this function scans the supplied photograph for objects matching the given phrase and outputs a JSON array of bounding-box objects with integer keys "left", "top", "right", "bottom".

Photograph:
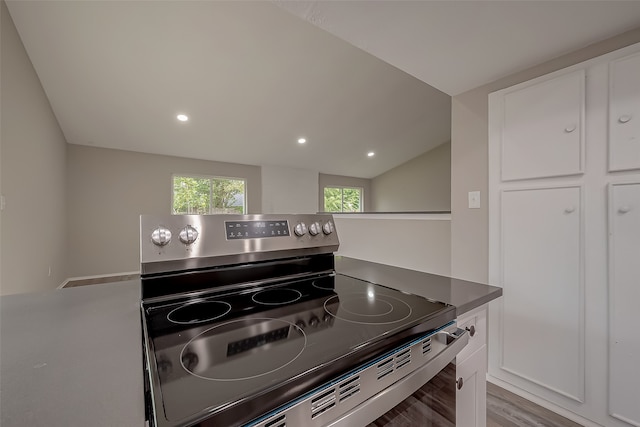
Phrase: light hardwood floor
[{"left": 487, "top": 382, "right": 583, "bottom": 427}]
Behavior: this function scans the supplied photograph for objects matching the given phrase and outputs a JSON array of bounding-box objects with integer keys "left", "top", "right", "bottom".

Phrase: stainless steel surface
[
  {"left": 251, "top": 324, "right": 468, "bottom": 427},
  {"left": 0, "top": 281, "right": 145, "bottom": 427},
  {"left": 140, "top": 214, "right": 339, "bottom": 274},
  {"left": 335, "top": 256, "right": 503, "bottom": 316}
]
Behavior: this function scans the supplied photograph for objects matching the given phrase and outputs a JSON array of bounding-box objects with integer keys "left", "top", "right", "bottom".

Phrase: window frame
[
  {"left": 171, "top": 173, "right": 247, "bottom": 215},
  {"left": 322, "top": 185, "right": 364, "bottom": 213}
]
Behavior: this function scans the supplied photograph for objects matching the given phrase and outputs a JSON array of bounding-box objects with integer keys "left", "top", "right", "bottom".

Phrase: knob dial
[
  {"left": 294, "top": 222, "right": 308, "bottom": 237},
  {"left": 151, "top": 227, "right": 172, "bottom": 246},
  {"left": 308, "top": 316, "right": 319, "bottom": 327},
  {"left": 309, "top": 222, "right": 320, "bottom": 236},
  {"left": 179, "top": 225, "right": 199, "bottom": 245},
  {"left": 322, "top": 221, "right": 334, "bottom": 235}
]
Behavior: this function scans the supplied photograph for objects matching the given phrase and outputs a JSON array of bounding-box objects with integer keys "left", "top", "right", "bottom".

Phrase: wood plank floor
[
  {"left": 369, "top": 364, "right": 583, "bottom": 427},
  {"left": 487, "top": 382, "right": 583, "bottom": 427}
]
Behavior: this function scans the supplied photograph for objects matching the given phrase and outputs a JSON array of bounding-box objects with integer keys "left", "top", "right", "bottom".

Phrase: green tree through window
[
  {"left": 324, "top": 187, "right": 362, "bottom": 212},
  {"left": 173, "top": 176, "right": 245, "bottom": 214}
]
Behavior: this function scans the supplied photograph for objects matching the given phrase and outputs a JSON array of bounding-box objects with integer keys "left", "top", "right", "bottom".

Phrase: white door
[
  {"left": 609, "top": 182, "right": 640, "bottom": 426},
  {"left": 609, "top": 53, "right": 640, "bottom": 172},
  {"left": 501, "top": 70, "right": 584, "bottom": 181},
  {"left": 500, "top": 186, "right": 583, "bottom": 402}
]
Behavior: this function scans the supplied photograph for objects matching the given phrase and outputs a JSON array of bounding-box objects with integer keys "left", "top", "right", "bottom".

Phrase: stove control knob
[
  {"left": 179, "top": 225, "right": 199, "bottom": 245},
  {"left": 322, "top": 221, "right": 334, "bottom": 235},
  {"left": 294, "top": 222, "right": 308, "bottom": 237},
  {"left": 308, "top": 316, "right": 319, "bottom": 327},
  {"left": 151, "top": 227, "right": 172, "bottom": 246},
  {"left": 295, "top": 320, "right": 306, "bottom": 330},
  {"left": 309, "top": 222, "right": 320, "bottom": 236},
  {"left": 323, "top": 313, "right": 333, "bottom": 323}
]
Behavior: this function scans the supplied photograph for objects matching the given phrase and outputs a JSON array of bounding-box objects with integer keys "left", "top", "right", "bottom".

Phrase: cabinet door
[
  {"left": 500, "top": 186, "right": 583, "bottom": 402},
  {"left": 456, "top": 345, "right": 487, "bottom": 427},
  {"left": 609, "top": 183, "right": 640, "bottom": 426},
  {"left": 609, "top": 53, "right": 640, "bottom": 172},
  {"left": 502, "top": 70, "right": 584, "bottom": 181}
]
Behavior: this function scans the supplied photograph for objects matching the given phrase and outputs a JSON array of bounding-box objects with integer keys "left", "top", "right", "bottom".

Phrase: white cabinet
[
  {"left": 456, "top": 306, "right": 487, "bottom": 427},
  {"left": 489, "top": 42, "right": 640, "bottom": 427},
  {"left": 457, "top": 346, "right": 487, "bottom": 427},
  {"left": 500, "top": 186, "right": 583, "bottom": 402},
  {"left": 610, "top": 53, "right": 640, "bottom": 172},
  {"left": 501, "top": 70, "right": 584, "bottom": 181},
  {"left": 609, "top": 182, "right": 640, "bottom": 426}
]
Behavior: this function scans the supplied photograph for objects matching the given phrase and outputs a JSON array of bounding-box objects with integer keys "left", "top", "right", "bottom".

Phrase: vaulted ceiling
[{"left": 6, "top": 1, "right": 640, "bottom": 178}]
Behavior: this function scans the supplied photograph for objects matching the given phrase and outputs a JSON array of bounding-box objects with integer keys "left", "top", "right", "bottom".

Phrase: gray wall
[
  {"left": 262, "top": 165, "right": 318, "bottom": 214},
  {"left": 450, "top": 27, "right": 640, "bottom": 283},
  {"left": 372, "top": 142, "right": 450, "bottom": 212},
  {"left": 66, "top": 145, "right": 261, "bottom": 277},
  {"left": 1, "top": 2, "right": 68, "bottom": 295},
  {"left": 318, "top": 173, "right": 372, "bottom": 212},
  {"left": 335, "top": 215, "right": 451, "bottom": 276}
]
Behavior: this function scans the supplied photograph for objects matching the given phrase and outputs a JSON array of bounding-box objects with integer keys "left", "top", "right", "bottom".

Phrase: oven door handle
[{"left": 327, "top": 327, "right": 469, "bottom": 427}]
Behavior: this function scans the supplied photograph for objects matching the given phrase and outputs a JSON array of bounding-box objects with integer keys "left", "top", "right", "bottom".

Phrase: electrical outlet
[{"left": 468, "top": 191, "right": 480, "bottom": 209}]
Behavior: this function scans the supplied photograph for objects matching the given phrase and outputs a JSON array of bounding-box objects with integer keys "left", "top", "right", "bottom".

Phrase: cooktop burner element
[
  {"left": 324, "top": 293, "right": 412, "bottom": 325},
  {"left": 180, "top": 318, "right": 307, "bottom": 381},
  {"left": 312, "top": 277, "right": 335, "bottom": 290},
  {"left": 251, "top": 288, "right": 302, "bottom": 305},
  {"left": 167, "top": 300, "right": 232, "bottom": 324}
]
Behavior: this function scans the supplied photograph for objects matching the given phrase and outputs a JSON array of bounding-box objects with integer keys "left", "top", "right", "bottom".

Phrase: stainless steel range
[{"left": 140, "top": 214, "right": 468, "bottom": 427}]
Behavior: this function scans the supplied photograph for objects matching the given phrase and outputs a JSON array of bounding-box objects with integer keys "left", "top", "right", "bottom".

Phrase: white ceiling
[
  {"left": 277, "top": 1, "right": 640, "bottom": 96},
  {"left": 6, "top": 1, "right": 640, "bottom": 179}
]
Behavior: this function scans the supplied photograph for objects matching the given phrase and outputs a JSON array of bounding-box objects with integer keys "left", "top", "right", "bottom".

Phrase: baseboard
[
  {"left": 486, "top": 375, "right": 602, "bottom": 427},
  {"left": 58, "top": 271, "right": 141, "bottom": 289}
]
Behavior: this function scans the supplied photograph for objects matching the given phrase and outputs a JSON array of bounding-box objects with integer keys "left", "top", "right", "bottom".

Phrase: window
[
  {"left": 172, "top": 175, "right": 246, "bottom": 214},
  {"left": 323, "top": 187, "right": 362, "bottom": 212}
]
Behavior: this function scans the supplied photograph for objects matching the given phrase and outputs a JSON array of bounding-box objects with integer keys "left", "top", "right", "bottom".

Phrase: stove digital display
[{"left": 225, "top": 220, "right": 290, "bottom": 240}]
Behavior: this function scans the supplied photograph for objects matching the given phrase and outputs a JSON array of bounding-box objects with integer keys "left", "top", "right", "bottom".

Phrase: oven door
[
  {"left": 250, "top": 324, "right": 468, "bottom": 427},
  {"left": 327, "top": 327, "right": 467, "bottom": 427}
]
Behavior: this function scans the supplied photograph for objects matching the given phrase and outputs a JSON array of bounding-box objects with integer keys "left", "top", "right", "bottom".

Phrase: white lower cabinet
[
  {"left": 609, "top": 183, "right": 640, "bottom": 427},
  {"left": 456, "top": 306, "right": 488, "bottom": 427}
]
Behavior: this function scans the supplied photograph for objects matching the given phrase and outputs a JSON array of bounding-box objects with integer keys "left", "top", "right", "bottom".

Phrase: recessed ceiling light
[
  {"left": 176, "top": 114, "right": 189, "bottom": 122},
  {"left": 367, "top": 151, "right": 375, "bottom": 157},
  {"left": 298, "top": 138, "right": 306, "bottom": 144}
]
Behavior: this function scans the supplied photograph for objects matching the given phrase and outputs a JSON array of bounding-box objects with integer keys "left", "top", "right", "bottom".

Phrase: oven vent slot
[
  {"left": 395, "top": 348, "right": 411, "bottom": 369},
  {"left": 422, "top": 337, "right": 432, "bottom": 355},
  {"left": 376, "top": 357, "right": 395, "bottom": 380},
  {"left": 338, "top": 375, "right": 360, "bottom": 402},
  {"left": 264, "top": 414, "right": 286, "bottom": 427},
  {"left": 310, "top": 387, "right": 336, "bottom": 419}
]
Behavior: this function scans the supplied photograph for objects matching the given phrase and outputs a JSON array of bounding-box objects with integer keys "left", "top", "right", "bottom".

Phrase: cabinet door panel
[
  {"left": 609, "top": 183, "right": 640, "bottom": 426},
  {"left": 456, "top": 345, "right": 487, "bottom": 427},
  {"left": 502, "top": 70, "right": 584, "bottom": 181},
  {"left": 500, "top": 186, "right": 583, "bottom": 401},
  {"left": 610, "top": 53, "right": 640, "bottom": 172}
]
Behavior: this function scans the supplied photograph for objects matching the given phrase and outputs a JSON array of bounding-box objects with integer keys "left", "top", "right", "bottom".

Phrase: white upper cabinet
[
  {"left": 501, "top": 70, "right": 585, "bottom": 181},
  {"left": 609, "top": 53, "right": 640, "bottom": 172}
]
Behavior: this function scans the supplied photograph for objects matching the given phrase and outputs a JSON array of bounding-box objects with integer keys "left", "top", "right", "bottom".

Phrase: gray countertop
[
  {"left": 0, "top": 257, "right": 501, "bottom": 427},
  {"left": 335, "top": 256, "right": 502, "bottom": 316},
  {"left": 0, "top": 280, "right": 146, "bottom": 427}
]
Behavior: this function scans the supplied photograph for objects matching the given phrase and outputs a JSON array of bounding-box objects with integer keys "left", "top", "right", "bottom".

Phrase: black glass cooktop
[{"left": 143, "top": 273, "right": 454, "bottom": 427}]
